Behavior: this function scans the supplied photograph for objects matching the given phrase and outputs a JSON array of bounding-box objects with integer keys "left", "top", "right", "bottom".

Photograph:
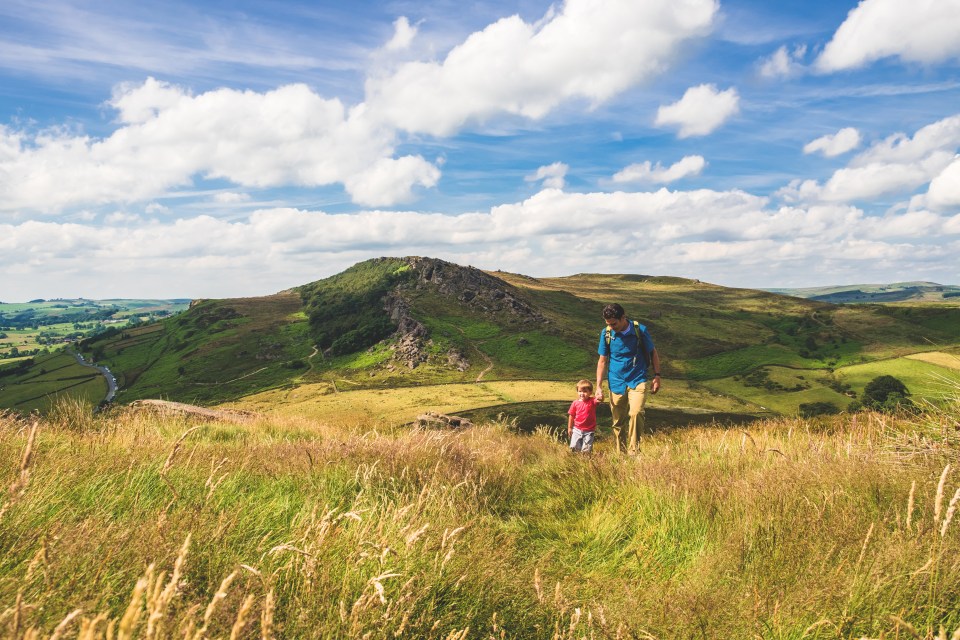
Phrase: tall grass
[{"left": 1, "top": 397, "right": 960, "bottom": 638}]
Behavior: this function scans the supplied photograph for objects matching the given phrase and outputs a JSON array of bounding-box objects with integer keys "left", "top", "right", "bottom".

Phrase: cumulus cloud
[
  {"left": 5, "top": 186, "right": 959, "bottom": 299},
  {"left": 926, "top": 156, "right": 960, "bottom": 209},
  {"left": 655, "top": 84, "right": 740, "bottom": 138},
  {"left": 803, "top": 127, "right": 861, "bottom": 157},
  {"left": 0, "top": 0, "right": 719, "bottom": 213},
  {"left": 612, "top": 156, "right": 706, "bottom": 184},
  {"left": 365, "top": 0, "right": 719, "bottom": 136},
  {"left": 526, "top": 162, "right": 569, "bottom": 189},
  {"left": 758, "top": 44, "right": 807, "bottom": 79},
  {"left": 817, "top": 0, "right": 960, "bottom": 72},
  {"left": 385, "top": 16, "right": 418, "bottom": 51},
  {"left": 0, "top": 79, "right": 436, "bottom": 212},
  {"left": 781, "top": 113, "right": 960, "bottom": 204}
]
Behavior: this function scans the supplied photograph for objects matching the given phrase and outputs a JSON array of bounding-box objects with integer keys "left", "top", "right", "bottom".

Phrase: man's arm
[
  {"left": 650, "top": 348, "right": 662, "bottom": 394},
  {"left": 595, "top": 355, "right": 607, "bottom": 401}
]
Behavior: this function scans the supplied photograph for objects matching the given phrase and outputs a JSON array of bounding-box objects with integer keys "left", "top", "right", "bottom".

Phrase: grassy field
[
  {"left": 2, "top": 395, "right": 959, "bottom": 638},
  {"left": 835, "top": 357, "right": 960, "bottom": 405},
  {"left": 230, "top": 378, "right": 756, "bottom": 428},
  {"left": 0, "top": 352, "right": 106, "bottom": 413}
]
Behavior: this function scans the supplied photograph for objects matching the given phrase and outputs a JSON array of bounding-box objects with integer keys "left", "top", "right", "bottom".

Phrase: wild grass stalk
[{"left": 2, "top": 400, "right": 960, "bottom": 637}]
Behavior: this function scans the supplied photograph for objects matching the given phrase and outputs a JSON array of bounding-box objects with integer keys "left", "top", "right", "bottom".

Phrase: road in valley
[{"left": 71, "top": 349, "right": 118, "bottom": 403}]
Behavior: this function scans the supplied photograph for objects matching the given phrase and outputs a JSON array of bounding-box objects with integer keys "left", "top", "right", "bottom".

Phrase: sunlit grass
[{"left": 2, "top": 393, "right": 960, "bottom": 638}]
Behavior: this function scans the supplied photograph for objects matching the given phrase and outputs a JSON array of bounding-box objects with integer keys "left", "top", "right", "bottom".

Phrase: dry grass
[{"left": 1, "top": 398, "right": 959, "bottom": 638}]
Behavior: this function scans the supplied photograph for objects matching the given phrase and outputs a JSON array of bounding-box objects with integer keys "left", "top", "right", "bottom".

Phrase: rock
[{"left": 415, "top": 411, "right": 474, "bottom": 429}]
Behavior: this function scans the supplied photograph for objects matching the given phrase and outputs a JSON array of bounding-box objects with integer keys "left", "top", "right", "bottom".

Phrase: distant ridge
[{"left": 766, "top": 282, "right": 960, "bottom": 304}]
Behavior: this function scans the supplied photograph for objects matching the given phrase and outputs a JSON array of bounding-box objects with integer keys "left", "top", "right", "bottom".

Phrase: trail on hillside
[
  {"left": 132, "top": 399, "right": 258, "bottom": 423},
  {"left": 475, "top": 348, "right": 494, "bottom": 382}
]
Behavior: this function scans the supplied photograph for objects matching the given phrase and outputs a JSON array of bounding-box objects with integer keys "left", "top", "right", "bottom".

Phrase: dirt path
[
  {"left": 131, "top": 399, "right": 259, "bottom": 423},
  {"left": 475, "top": 349, "right": 494, "bottom": 382}
]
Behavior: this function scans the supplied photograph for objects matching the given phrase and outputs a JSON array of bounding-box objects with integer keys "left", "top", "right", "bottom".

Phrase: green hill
[
  {"left": 767, "top": 281, "right": 960, "bottom": 303},
  {"left": 2, "top": 257, "right": 960, "bottom": 415}
]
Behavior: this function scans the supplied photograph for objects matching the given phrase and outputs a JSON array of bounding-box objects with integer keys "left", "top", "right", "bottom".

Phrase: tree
[{"left": 861, "top": 375, "right": 912, "bottom": 412}]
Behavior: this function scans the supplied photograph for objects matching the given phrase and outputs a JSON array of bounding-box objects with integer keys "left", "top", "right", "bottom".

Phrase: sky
[{"left": 2, "top": 0, "right": 960, "bottom": 300}]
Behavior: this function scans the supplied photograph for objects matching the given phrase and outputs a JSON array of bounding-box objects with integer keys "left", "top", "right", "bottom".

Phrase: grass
[
  {"left": 0, "top": 352, "right": 106, "bottom": 413},
  {"left": 229, "top": 378, "right": 757, "bottom": 427},
  {"left": 2, "top": 395, "right": 960, "bottom": 638},
  {"left": 836, "top": 357, "right": 960, "bottom": 403}
]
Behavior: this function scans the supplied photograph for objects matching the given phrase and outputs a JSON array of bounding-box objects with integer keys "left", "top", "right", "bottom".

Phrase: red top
[{"left": 568, "top": 397, "right": 598, "bottom": 432}]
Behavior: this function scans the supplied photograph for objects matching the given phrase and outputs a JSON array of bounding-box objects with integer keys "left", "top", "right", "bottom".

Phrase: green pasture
[
  {"left": 702, "top": 366, "right": 852, "bottom": 415},
  {"left": 835, "top": 356, "right": 960, "bottom": 403},
  {"left": 0, "top": 351, "right": 105, "bottom": 413}
]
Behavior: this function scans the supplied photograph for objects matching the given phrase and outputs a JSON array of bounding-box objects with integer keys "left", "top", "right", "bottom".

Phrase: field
[
  {"left": 0, "top": 352, "right": 106, "bottom": 413},
  {"left": 2, "top": 396, "right": 959, "bottom": 638},
  {"left": 230, "top": 378, "right": 755, "bottom": 428},
  {"left": 0, "top": 299, "right": 190, "bottom": 361}
]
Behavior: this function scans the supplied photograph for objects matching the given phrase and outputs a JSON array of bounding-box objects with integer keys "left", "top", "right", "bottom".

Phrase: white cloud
[
  {"left": 0, "top": 0, "right": 720, "bottom": 214},
  {"left": 817, "top": 0, "right": 960, "bottom": 72},
  {"left": 758, "top": 44, "right": 807, "bottom": 79},
  {"left": 365, "top": 0, "right": 718, "bottom": 136},
  {"left": 213, "top": 192, "right": 252, "bottom": 204},
  {"left": 803, "top": 127, "right": 861, "bottom": 157},
  {"left": 343, "top": 156, "right": 441, "bottom": 206},
  {"left": 0, "top": 79, "right": 438, "bottom": 212},
  {"left": 5, "top": 186, "right": 959, "bottom": 299},
  {"left": 782, "top": 114, "right": 960, "bottom": 204},
  {"left": 526, "top": 162, "right": 569, "bottom": 189},
  {"left": 612, "top": 156, "right": 706, "bottom": 184},
  {"left": 385, "top": 17, "right": 418, "bottom": 52},
  {"left": 655, "top": 84, "right": 740, "bottom": 138},
  {"left": 926, "top": 156, "right": 960, "bottom": 209}
]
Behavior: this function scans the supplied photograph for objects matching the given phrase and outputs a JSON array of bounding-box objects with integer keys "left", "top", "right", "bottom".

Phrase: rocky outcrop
[
  {"left": 378, "top": 257, "right": 548, "bottom": 370},
  {"left": 405, "top": 257, "right": 546, "bottom": 323},
  {"left": 415, "top": 411, "right": 473, "bottom": 429}
]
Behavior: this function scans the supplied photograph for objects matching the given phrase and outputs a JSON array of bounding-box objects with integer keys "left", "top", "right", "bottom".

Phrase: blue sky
[{"left": 2, "top": 0, "right": 960, "bottom": 300}]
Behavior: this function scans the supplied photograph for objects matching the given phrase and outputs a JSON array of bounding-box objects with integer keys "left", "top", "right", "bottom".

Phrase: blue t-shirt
[{"left": 597, "top": 320, "right": 655, "bottom": 394}]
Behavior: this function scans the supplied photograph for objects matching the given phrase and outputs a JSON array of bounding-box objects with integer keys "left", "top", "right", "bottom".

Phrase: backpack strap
[{"left": 604, "top": 321, "right": 653, "bottom": 373}]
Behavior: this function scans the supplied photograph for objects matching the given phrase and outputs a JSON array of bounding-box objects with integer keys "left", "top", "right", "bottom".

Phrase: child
[{"left": 568, "top": 379, "right": 599, "bottom": 453}]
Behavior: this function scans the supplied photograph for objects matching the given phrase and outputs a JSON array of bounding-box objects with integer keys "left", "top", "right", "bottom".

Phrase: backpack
[{"left": 604, "top": 320, "right": 652, "bottom": 372}]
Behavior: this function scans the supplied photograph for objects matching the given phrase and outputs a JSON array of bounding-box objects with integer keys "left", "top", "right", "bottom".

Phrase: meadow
[
  {"left": 2, "top": 391, "right": 960, "bottom": 639},
  {"left": 0, "top": 352, "right": 106, "bottom": 414}
]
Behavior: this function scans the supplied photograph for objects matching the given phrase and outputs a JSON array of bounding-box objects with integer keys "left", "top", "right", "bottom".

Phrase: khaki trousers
[{"left": 609, "top": 383, "right": 648, "bottom": 454}]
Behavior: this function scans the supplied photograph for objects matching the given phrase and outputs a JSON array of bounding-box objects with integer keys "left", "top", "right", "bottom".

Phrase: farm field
[
  {"left": 0, "top": 351, "right": 106, "bottom": 413},
  {"left": 0, "top": 298, "right": 190, "bottom": 361}
]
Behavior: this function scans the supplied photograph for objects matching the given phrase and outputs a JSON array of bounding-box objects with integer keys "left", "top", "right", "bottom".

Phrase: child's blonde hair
[{"left": 576, "top": 379, "right": 593, "bottom": 392}]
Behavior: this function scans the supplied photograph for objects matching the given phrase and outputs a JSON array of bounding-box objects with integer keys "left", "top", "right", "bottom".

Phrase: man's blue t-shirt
[{"left": 597, "top": 320, "right": 655, "bottom": 395}]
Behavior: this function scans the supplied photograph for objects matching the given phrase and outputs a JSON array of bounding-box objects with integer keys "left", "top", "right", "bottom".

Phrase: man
[{"left": 595, "top": 303, "right": 662, "bottom": 454}]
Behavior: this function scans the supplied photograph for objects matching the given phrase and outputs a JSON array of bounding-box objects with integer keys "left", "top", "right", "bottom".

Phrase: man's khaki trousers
[{"left": 609, "top": 383, "right": 648, "bottom": 454}]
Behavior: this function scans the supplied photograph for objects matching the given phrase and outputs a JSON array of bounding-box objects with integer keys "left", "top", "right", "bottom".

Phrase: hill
[
  {"left": 767, "top": 281, "right": 960, "bottom": 304},
  {"left": 2, "top": 257, "right": 960, "bottom": 417}
]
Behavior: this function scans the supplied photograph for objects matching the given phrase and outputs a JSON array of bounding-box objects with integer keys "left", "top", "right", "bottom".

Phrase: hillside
[
  {"left": 768, "top": 281, "right": 960, "bottom": 304},
  {"left": 2, "top": 257, "right": 960, "bottom": 417}
]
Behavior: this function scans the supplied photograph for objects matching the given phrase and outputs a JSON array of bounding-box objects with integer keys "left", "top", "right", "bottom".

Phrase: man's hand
[
  {"left": 651, "top": 377, "right": 661, "bottom": 394},
  {"left": 594, "top": 388, "right": 603, "bottom": 402}
]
